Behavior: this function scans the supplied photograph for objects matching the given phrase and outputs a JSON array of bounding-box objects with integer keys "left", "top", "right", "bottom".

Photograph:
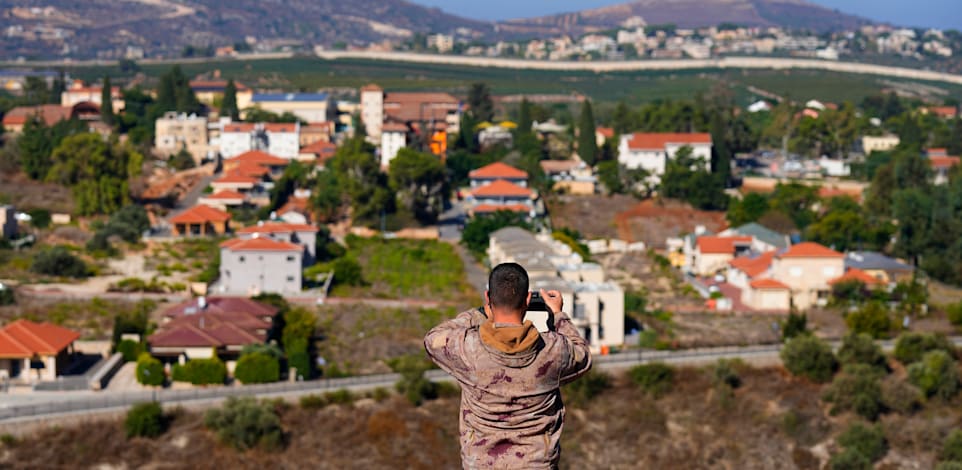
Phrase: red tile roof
[
  {"left": 470, "top": 162, "right": 528, "bottom": 180},
  {"left": 230, "top": 162, "right": 271, "bottom": 178},
  {"left": 473, "top": 204, "right": 530, "bottom": 213},
  {"left": 300, "top": 141, "right": 337, "bottom": 161},
  {"left": 170, "top": 205, "right": 231, "bottom": 224},
  {"left": 204, "top": 190, "right": 247, "bottom": 200},
  {"left": 778, "top": 242, "right": 844, "bottom": 259},
  {"left": 220, "top": 237, "right": 302, "bottom": 252},
  {"left": 361, "top": 84, "right": 383, "bottom": 92},
  {"left": 729, "top": 251, "right": 776, "bottom": 278},
  {"left": 223, "top": 123, "right": 255, "bottom": 133},
  {"left": 229, "top": 150, "right": 289, "bottom": 166},
  {"left": 151, "top": 297, "right": 277, "bottom": 349},
  {"left": 214, "top": 172, "right": 259, "bottom": 185},
  {"left": 750, "top": 278, "right": 790, "bottom": 290},
  {"left": 263, "top": 123, "right": 297, "bottom": 133},
  {"left": 471, "top": 179, "right": 533, "bottom": 198},
  {"left": 929, "top": 156, "right": 961, "bottom": 170},
  {"left": 829, "top": 268, "right": 884, "bottom": 286},
  {"left": 236, "top": 222, "right": 319, "bottom": 234},
  {"left": 625, "top": 132, "right": 712, "bottom": 150},
  {"left": 2, "top": 105, "right": 72, "bottom": 127},
  {"left": 928, "top": 148, "right": 948, "bottom": 156},
  {"left": 383, "top": 92, "right": 459, "bottom": 122},
  {"left": 278, "top": 197, "right": 311, "bottom": 217},
  {"left": 596, "top": 127, "right": 615, "bottom": 139},
  {"left": 162, "top": 297, "right": 278, "bottom": 320},
  {"left": 927, "top": 106, "right": 957, "bottom": 118},
  {"left": 696, "top": 236, "right": 752, "bottom": 254},
  {"left": 0, "top": 320, "right": 80, "bottom": 358},
  {"left": 540, "top": 159, "right": 581, "bottom": 173}
]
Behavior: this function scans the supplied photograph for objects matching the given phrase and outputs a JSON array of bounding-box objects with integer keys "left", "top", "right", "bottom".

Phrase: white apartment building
[
  {"left": 155, "top": 112, "right": 210, "bottom": 162},
  {"left": 617, "top": 132, "right": 713, "bottom": 184},
  {"left": 488, "top": 227, "right": 624, "bottom": 352},
  {"left": 61, "top": 81, "right": 124, "bottom": 113},
  {"left": 220, "top": 122, "right": 300, "bottom": 159},
  {"left": 380, "top": 123, "right": 407, "bottom": 168}
]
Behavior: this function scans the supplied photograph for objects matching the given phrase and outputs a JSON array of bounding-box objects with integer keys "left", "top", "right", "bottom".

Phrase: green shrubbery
[
  {"left": 836, "top": 422, "right": 887, "bottom": 463},
  {"left": 845, "top": 302, "right": 894, "bottom": 339},
  {"left": 172, "top": 357, "right": 227, "bottom": 385},
  {"left": 781, "top": 311, "right": 809, "bottom": 340},
  {"left": 947, "top": 302, "right": 962, "bottom": 326},
  {"left": 837, "top": 333, "right": 889, "bottom": 372},
  {"left": 628, "top": 363, "right": 674, "bottom": 397},
  {"left": 135, "top": 353, "right": 165, "bottom": 386},
  {"left": 234, "top": 352, "right": 280, "bottom": 384},
  {"left": 204, "top": 397, "right": 283, "bottom": 451},
  {"left": 907, "top": 350, "right": 960, "bottom": 400},
  {"left": 822, "top": 365, "right": 884, "bottom": 421},
  {"left": 562, "top": 370, "right": 612, "bottom": 408},
  {"left": 116, "top": 339, "right": 144, "bottom": 362},
  {"left": 31, "top": 246, "right": 88, "bottom": 278},
  {"left": 299, "top": 389, "right": 358, "bottom": 409},
  {"left": 780, "top": 335, "right": 838, "bottom": 383},
  {"left": 894, "top": 333, "right": 956, "bottom": 365},
  {"left": 942, "top": 430, "right": 962, "bottom": 464},
  {"left": 388, "top": 354, "right": 437, "bottom": 406},
  {"left": 879, "top": 377, "right": 922, "bottom": 414},
  {"left": 124, "top": 402, "right": 166, "bottom": 438}
]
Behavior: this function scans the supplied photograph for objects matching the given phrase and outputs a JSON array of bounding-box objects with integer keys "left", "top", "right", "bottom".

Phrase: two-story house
[
  {"left": 236, "top": 222, "right": 319, "bottom": 265},
  {"left": 218, "top": 238, "right": 303, "bottom": 295},
  {"left": 617, "top": 132, "right": 713, "bottom": 184},
  {"left": 685, "top": 235, "right": 753, "bottom": 276},
  {"left": 731, "top": 242, "right": 845, "bottom": 311},
  {"left": 220, "top": 122, "right": 300, "bottom": 159}
]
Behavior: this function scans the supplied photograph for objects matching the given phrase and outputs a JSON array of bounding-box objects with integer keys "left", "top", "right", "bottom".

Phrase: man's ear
[
  {"left": 484, "top": 290, "right": 490, "bottom": 306},
  {"left": 525, "top": 290, "right": 532, "bottom": 306}
]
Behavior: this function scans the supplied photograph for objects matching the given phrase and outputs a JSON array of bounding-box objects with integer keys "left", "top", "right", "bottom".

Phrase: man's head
[{"left": 486, "top": 263, "right": 530, "bottom": 315}]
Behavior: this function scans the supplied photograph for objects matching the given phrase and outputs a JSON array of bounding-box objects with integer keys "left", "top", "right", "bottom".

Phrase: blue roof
[
  {"left": 252, "top": 93, "right": 329, "bottom": 103},
  {"left": 845, "top": 251, "right": 915, "bottom": 273},
  {"left": 733, "top": 222, "right": 790, "bottom": 250}
]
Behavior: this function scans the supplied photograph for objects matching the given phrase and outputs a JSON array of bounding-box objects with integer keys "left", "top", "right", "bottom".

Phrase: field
[{"left": 52, "top": 57, "right": 962, "bottom": 106}]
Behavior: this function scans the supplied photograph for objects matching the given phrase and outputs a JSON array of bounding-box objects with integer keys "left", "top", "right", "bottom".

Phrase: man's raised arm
[
  {"left": 540, "top": 289, "right": 592, "bottom": 385},
  {"left": 423, "top": 308, "right": 486, "bottom": 385}
]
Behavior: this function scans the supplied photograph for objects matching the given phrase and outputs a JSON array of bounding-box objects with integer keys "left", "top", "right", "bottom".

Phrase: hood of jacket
[{"left": 478, "top": 318, "right": 543, "bottom": 368}]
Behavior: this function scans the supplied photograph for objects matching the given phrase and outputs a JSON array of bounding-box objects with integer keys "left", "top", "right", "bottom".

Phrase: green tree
[
  {"left": 388, "top": 148, "right": 448, "bottom": 225},
  {"left": 125, "top": 402, "right": 166, "bottom": 438},
  {"left": 830, "top": 448, "right": 871, "bottom": 470},
  {"left": 155, "top": 66, "right": 201, "bottom": 114},
  {"left": 46, "top": 133, "right": 141, "bottom": 215},
  {"left": 168, "top": 147, "right": 196, "bottom": 170},
  {"left": 282, "top": 307, "right": 316, "bottom": 379},
  {"left": 908, "top": 350, "right": 960, "bottom": 400},
  {"left": 577, "top": 100, "right": 599, "bottom": 165},
  {"left": 100, "top": 76, "right": 114, "bottom": 127},
  {"left": 781, "top": 311, "right": 809, "bottom": 340},
  {"left": 388, "top": 354, "right": 437, "bottom": 406},
  {"left": 310, "top": 169, "right": 342, "bottom": 223},
  {"left": 467, "top": 82, "right": 494, "bottom": 122},
  {"left": 204, "top": 397, "right": 283, "bottom": 451},
  {"left": 837, "top": 422, "right": 887, "bottom": 463},
  {"left": 769, "top": 183, "right": 818, "bottom": 229},
  {"left": 628, "top": 363, "right": 674, "bottom": 397},
  {"left": 822, "top": 364, "right": 884, "bottom": 421},
  {"left": 328, "top": 136, "right": 393, "bottom": 225},
  {"left": 611, "top": 101, "right": 635, "bottom": 134},
  {"left": 222, "top": 79, "right": 239, "bottom": 121},
  {"left": 517, "top": 97, "right": 533, "bottom": 134},
  {"left": 837, "top": 333, "right": 888, "bottom": 371},
  {"left": 845, "top": 302, "right": 894, "bottom": 339},
  {"left": 942, "top": 430, "right": 962, "bottom": 463},
  {"left": 894, "top": 332, "right": 956, "bottom": 365},
  {"left": 726, "top": 193, "right": 770, "bottom": 226},
  {"left": 660, "top": 146, "right": 728, "bottom": 210},
  {"left": 135, "top": 353, "right": 165, "bottom": 386},
  {"left": 32, "top": 246, "right": 88, "bottom": 278},
  {"left": 461, "top": 211, "right": 532, "bottom": 257},
  {"left": 234, "top": 352, "right": 281, "bottom": 384},
  {"left": 780, "top": 334, "right": 838, "bottom": 383},
  {"left": 17, "top": 117, "right": 85, "bottom": 180}
]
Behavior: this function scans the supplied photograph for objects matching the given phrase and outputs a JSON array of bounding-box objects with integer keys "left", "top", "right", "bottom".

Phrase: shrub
[
  {"left": 27, "top": 209, "right": 51, "bottom": 229},
  {"left": 942, "top": 430, "right": 962, "bottom": 463},
  {"left": 781, "top": 311, "right": 809, "bottom": 340},
  {"left": 837, "top": 333, "right": 888, "bottom": 372},
  {"left": 240, "top": 343, "right": 284, "bottom": 359},
  {"left": 837, "top": 422, "right": 887, "bottom": 463},
  {"left": 948, "top": 302, "right": 962, "bottom": 326},
  {"left": 822, "top": 364, "right": 884, "bottom": 421},
  {"left": 562, "top": 369, "right": 612, "bottom": 408},
  {"left": 0, "top": 434, "right": 17, "bottom": 447},
  {"left": 332, "top": 257, "right": 363, "bottom": 286},
  {"left": 894, "top": 332, "right": 956, "bottom": 365},
  {"left": 712, "top": 359, "right": 743, "bottom": 389},
  {"left": 234, "top": 352, "right": 280, "bottom": 384},
  {"left": 31, "top": 246, "right": 88, "bottom": 278},
  {"left": 124, "top": 402, "right": 165, "bottom": 438},
  {"left": 936, "top": 463, "right": 962, "bottom": 470},
  {"left": 628, "top": 363, "right": 674, "bottom": 397},
  {"left": 845, "top": 302, "right": 893, "bottom": 339},
  {"left": 829, "top": 448, "right": 872, "bottom": 470},
  {"left": 388, "top": 354, "right": 437, "bottom": 406},
  {"left": 324, "top": 389, "right": 355, "bottom": 406},
  {"left": 116, "top": 339, "right": 144, "bottom": 362},
  {"left": 879, "top": 377, "right": 922, "bottom": 414},
  {"left": 204, "top": 397, "right": 283, "bottom": 451},
  {"left": 172, "top": 357, "right": 227, "bottom": 385},
  {"left": 135, "top": 353, "right": 165, "bottom": 386},
  {"left": 0, "top": 286, "right": 15, "bottom": 306},
  {"left": 781, "top": 335, "right": 838, "bottom": 383},
  {"left": 299, "top": 394, "right": 327, "bottom": 409},
  {"left": 907, "top": 350, "right": 960, "bottom": 400}
]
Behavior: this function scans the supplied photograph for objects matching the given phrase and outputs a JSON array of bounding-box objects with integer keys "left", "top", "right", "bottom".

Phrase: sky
[{"left": 409, "top": 0, "right": 962, "bottom": 31}]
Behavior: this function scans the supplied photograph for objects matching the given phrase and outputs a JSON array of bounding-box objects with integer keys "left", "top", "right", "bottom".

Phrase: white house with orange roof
[
  {"left": 223, "top": 150, "right": 290, "bottom": 175},
  {"left": 236, "top": 221, "right": 319, "bottom": 264},
  {"left": 685, "top": 235, "right": 753, "bottom": 276},
  {"left": 468, "top": 180, "right": 536, "bottom": 218},
  {"left": 220, "top": 122, "right": 300, "bottom": 159},
  {"left": 170, "top": 205, "right": 231, "bottom": 236},
  {"left": 926, "top": 148, "right": 960, "bottom": 185},
  {"left": 218, "top": 238, "right": 303, "bottom": 295},
  {"left": 726, "top": 242, "right": 844, "bottom": 311},
  {"left": 469, "top": 162, "right": 529, "bottom": 188},
  {"left": 199, "top": 189, "right": 248, "bottom": 211},
  {"left": 617, "top": 132, "right": 713, "bottom": 183},
  {"left": 60, "top": 81, "right": 124, "bottom": 113}
]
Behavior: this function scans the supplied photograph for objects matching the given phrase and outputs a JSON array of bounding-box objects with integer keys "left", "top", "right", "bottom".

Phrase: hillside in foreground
[{"left": 2, "top": 361, "right": 960, "bottom": 469}]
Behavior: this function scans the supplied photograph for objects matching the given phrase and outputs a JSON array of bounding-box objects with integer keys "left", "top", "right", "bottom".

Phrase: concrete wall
[{"left": 219, "top": 248, "right": 302, "bottom": 295}]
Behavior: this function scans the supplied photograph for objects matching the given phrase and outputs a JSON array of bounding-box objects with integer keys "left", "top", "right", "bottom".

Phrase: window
[
  {"left": 790, "top": 267, "right": 803, "bottom": 277},
  {"left": 239, "top": 256, "right": 245, "bottom": 263},
  {"left": 286, "top": 276, "right": 295, "bottom": 282},
  {"left": 822, "top": 266, "right": 836, "bottom": 277},
  {"left": 287, "top": 256, "right": 295, "bottom": 262}
]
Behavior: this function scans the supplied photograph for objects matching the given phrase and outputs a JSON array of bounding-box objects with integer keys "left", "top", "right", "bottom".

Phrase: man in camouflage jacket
[{"left": 424, "top": 263, "right": 592, "bottom": 469}]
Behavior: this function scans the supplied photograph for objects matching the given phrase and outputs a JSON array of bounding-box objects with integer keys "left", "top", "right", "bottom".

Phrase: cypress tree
[
  {"left": 222, "top": 79, "right": 239, "bottom": 121},
  {"left": 578, "top": 100, "right": 599, "bottom": 165},
  {"left": 518, "top": 97, "right": 532, "bottom": 134},
  {"left": 101, "top": 76, "right": 114, "bottom": 126}
]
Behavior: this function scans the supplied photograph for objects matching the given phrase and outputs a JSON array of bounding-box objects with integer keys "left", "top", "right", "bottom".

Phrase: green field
[{"left": 54, "top": 57, "right": 962, "bottom": 106}]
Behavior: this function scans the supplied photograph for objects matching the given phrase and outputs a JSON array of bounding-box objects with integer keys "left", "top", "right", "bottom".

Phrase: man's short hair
[{"left": 488, "top": 263, "right": 529, "bottom": 310}]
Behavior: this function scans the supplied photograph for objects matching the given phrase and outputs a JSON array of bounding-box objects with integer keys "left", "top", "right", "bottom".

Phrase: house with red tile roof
[
  {"left": 218, "top": 237, "right": 304, "bottom": 295},
  {"left": 220, "top": 122, "right": 300, "bottom": 159},
  {"left": 148, "top": 297, "right": 278, "bottom": 364},
  {"left": 210, "top": 171, "right": 260, "bottom": 194},
  {"left": 686, "top": 235, "right": 753, "bottom": 276},
  {"left": 61, "top": 81, "right": 124, "bottom": 113},
  {"left": 170, "top": 205, "right": 231, "bottom": 236},
  {"left": 359, "top": 84, "right": 461, "bottom": 147},
  {"left": 1, "top": 104, "right": 74, "bottom": 134},
  {"left": 236, "top": 221, "right": 319, "bottom": 263},
  {"left": 617, "top": 132, "right": 713, "bottom": 183},
  {"left": 0, "top": 320, "right": 80, "bottom": 382},
  {"left": 926, "top": 148, "right": 960, "bottom": 185},
  {"left": 829, "top": 268, "right": 885, "bottom": 288},
  {"left": 199, "top": 190, "right": 248, "bottom": 211},
  {"left": 722, "top": 242, "right": 845, "bottom": 311},
  {"left": 469, "top": 162, "right": 529, "bottom": 188},
  {"left": 277, "top": 196, "right": 313, "bottom": 225},
  {"left": 467, "top": 179, "right": 536, "bottom": 218},
  {"left": 298, "top": 140, "right": 337, "bottom": 165}
]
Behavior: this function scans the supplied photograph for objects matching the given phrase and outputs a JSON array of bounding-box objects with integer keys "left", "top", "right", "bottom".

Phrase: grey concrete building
[
  {"left": 236, "top": 221, "right": 318, "bottom": 265},
  {"left": 218, "top": 237, "right": 303, "bottom": 296}
]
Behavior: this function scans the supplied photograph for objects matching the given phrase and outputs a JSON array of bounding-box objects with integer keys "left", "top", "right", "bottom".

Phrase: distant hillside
[{"left": 497, "top": 0, "right": 873, "bottom": 37}]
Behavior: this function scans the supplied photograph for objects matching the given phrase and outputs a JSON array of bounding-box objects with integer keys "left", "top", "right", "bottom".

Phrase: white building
[
  {"left": 154, "top": 112, "right": 210, "bottom": 162},
  {"left": 220, "top": 122, "right": 300, "bottom": 159},
  {"left": 60, "top": 81, "right": 124, "bottom": 113},
  {"left": 617, "top": 132, "right": 713, "bottom": 184},
  {"left": 218, "top": 237, "right": 303, "bottom": 295},
  {"left": 249, "top": 93, "right": 335, "bottom": 124},
  {"left": 488, "top": 227, "right": 624, "bottom": 352},
  {"left": 862, "top": 135, "right": 900, "bottom": 154},
  {"left": 380, "top": 123, "right": 408, "bottom": 168},
  {"left": 427, "top": 34, "right": 455, "bottom": 53}
]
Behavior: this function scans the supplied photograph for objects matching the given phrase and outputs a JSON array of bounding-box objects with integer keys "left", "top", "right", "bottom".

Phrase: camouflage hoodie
[{"left": 424, "top": 308, "right": 592, "bottom": 469}]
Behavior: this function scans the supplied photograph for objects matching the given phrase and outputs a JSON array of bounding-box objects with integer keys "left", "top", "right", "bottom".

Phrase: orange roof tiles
[
  {"left": 596, "top": 127, "right": 615, "bottom": 139},
  {"left": 929, "top": 156, "right": 961, "bottom": 170},
  {"left": 927, "top": 106, "right": 957, "bottom": 118},
  {"left": 214, "top": 172, "right": 259, "bottom": 185},
  {"left": 779, "top": 242, "right": 843, "bottom": 259},
  {"left": 220, "top": 237, "right": 302, "bottom": 252},
  {"left": 170, "top": 205, "right": 231, "bottom": 224},
  {"left": 0, "top": 320, "right": 80, "bottom": 358},
  {"left": 236, "top": 222, "right": 318, "bottom": 234},
  {"left": 829, "top": 268, "right": 884, "bottom": 286},
  {"left": 625, "top": 132, "right": 712, "bottom": 150},
  {"left": 729, "top": 251, "right": 776, "bottom": 278},
  {"left": 471, "top": 180, "right": 533, "bottom": 198},
  {"left": 204, "top": 190, "right": 246, "bottom": 200},
  {"left": 473, "top": 204, "right": 530, "bottom": 213},
  {"left": 469, "top": 162, "right": 529, "bottom": 180},
  {"left": 750, "top": 278, "right": 790, "bottom": 290},
  {"left": 696, "top": 236, "right": 752, "bottom": 254},
  {"left": 2, "top": 105, "right": 72, "bottom": 127},
  {"left": 229, "top": 150, "right": 289, "bottom": 166}
]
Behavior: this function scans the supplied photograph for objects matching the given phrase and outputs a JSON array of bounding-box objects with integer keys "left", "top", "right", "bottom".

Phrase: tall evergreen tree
[
  {"left": 709, "top": 112, "right": 731, "bottom": 185},
  {"left": 578, "top": 100, "right": 599, "bottom": 165},
  {"left": 518, "top": 97, "right": 533, "bottom": 134},
  {"left": 100, "top": 76, "right": 114, "bottom": 126},
  {"left": 222, "top": 79, "right": 239, "bottom": 121},
  {"left": 467, "top": 82, "right": 494, "bottom": 122}
]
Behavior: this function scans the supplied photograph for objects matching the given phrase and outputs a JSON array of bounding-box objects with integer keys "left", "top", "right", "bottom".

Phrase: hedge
[
  {"left": 172, "top": 357, "right": 227, "bottom": 385},
  {"left": 234, "top": 352, "right": 280, "bottom": 384}
]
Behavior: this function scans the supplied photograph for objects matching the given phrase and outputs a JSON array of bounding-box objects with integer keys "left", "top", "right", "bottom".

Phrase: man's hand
[{"left": 540, "top": 289, "right": 563, "bottom": 315}]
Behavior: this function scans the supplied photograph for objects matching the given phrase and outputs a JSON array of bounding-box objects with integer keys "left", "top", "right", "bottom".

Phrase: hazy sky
[{"left": 409, "top": 0, "right": 962, "bottom": 30}]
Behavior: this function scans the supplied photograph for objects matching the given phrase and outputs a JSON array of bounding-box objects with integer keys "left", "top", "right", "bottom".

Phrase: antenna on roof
[{"left": 198, "top": 296, "right": 207, "bottom": 310}]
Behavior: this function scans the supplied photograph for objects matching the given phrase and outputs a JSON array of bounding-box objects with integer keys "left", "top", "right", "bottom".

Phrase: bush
[
  {"left": 712, "top": 359, "right": 743, "bottom": 389},
  {"left": 204, "top": 397, "right": 283, "bottom": 451},
  {"left": 907, "top": 350, "right": 960, "bottom": 400},
  {"left": 172, "top": 357, "right": 227, "bottom": 385},
  {"left": 299, "top": 394, "right": 327, "bottom": 409},
  {"left": 388, "top": 354, "right": 437, "bottom": 406},
  {"left": 562, "top": 370, "right": 612, "bottom": 408},
  {"left": 837, "top": 333, "right": 888, "bottom": 372},
  {"left": 27, "top": 209, "right": 51, "bottom": 229},
  {"left": 894, "top": 332, "right": 956, "bottom": 365},
  {"left": 822, "top": 364, "right": 884, "bottom": 421},
  {"left": 780, "top": 335, "right": 838, "bottom": 383},
  {"left": 628, "top": 363, "right": 674, "bottom": 397},
  {"left": 837, "top": 422, "right": 887, "bottom": 463},
  {"left": 234, "top": 352, "right": 280, "bottom": 384},
  {"left": 116, "top": 339, "right": 144, "bottom": 363},
  {"left": 781, "top": 311, "right": 809, "bottom": 340},
  {"left": 332, "top": 257, "right": 363, "bottom": 286},
  {"left": 829, "top": 448, "right": 872, "bottom": 470},
  {"left": 31, "top": 246, "right": 88, "bottom": 278},
  {"left": 948, "top": 302, "right": 962, "bottom": 326},
  {"left": 124, "top": 402, "right": 165, "bottom": 438},
  {"left": 135, "top": 353, "right": 165, "bottom": 386},
  {"left": 845, "top": 302, "right": 893, "bottom": 339},
  {"left": 942, "top": 430, "right": 962, "bottom": 463},
  {"left": 880, "top": 377, "right": 922, "bottom": 414},
  {"left": 0, "top": 286, "right": 15, "bottom": 306}
]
